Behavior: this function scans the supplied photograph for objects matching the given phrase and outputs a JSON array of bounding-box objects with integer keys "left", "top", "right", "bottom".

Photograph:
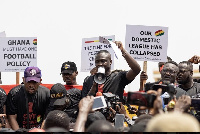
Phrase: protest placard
[
  {"left": 81, "top": 35, "right": 115, "bottom": 72},
  {"left": 0, "top": 31, "right": 6, "bottom": 84},
  {"left": 0, "top": 31, "right": 6, "bottom": 37},
  {"left": 0, "top": 37, "right": 37, "bottom": 72},
  {"left": 125, "top": 25, "right": 168, "bottom": 62}
]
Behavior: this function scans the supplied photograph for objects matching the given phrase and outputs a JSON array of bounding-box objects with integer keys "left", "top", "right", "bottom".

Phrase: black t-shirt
[
  {"left": 81, "top": 71, "right": 132, "bottom": 101},
  {"left": 0, "top": 88, "right": 7, "bottom": 114},
  {"left": 178, "top": 82, "right": 200, "bottom": 97},
  {"left": 6, "top": 85, "right": 50, "bottom": 129},
  {"left": 64, "top": 88, "right": 81, "bottom": 121}
]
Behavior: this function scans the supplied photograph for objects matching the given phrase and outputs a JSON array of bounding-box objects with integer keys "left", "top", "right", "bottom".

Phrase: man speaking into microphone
[{"left": 81, "top": 41, "right": 141, "bottom": 102}]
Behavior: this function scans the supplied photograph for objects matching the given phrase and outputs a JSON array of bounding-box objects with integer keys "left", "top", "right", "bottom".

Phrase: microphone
[{"left": 94, "top": 67, "right": 106, "bottom": 84}]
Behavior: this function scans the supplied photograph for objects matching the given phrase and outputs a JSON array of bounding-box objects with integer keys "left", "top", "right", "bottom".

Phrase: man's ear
[
  {"left": 22, "top": 77, "right": 25, "bottom": 83},
  {"left": 40, "top": 78, "right": 42, "bottom": 84},
  {"left": 190, "top": 70, "right": 193, "bottom": 76},
  {"left": 75, "top": 71, "right": 78, "bottom": 76},
  {"left": 110, "top": 59, "right": 112, "bottom": 65}
]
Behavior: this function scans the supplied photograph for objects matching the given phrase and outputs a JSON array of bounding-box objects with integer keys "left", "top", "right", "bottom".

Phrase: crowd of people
[{"left": 0, "top": 40, "right": 200, "bottom": 132}]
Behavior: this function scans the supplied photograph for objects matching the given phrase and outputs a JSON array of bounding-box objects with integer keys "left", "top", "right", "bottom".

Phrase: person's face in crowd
[
  {"left": 62, "top": 71, "right": 78, "bottom": 85},
  {"left": 23, "top": 79, "right": 41, "bottom": 94},
  {"left": 161, "top": 63, "right": 178, "bottom": 84},
  {"left": 177, "top": 63, "right": 192, "bottom": 84},
  {"left": 95, "top": 52, "right": 112, "bottom": 75}
]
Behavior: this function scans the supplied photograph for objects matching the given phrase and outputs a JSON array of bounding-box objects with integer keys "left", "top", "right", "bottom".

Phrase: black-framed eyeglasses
[{"left": 162, "top": 69, "right": 176, "bottom": 74}]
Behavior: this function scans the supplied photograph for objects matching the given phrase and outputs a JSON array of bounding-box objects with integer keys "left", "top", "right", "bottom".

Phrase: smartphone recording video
[
  {"left": 114, "top": 114, "right": 125, "bottom": 129},
  {"left": 191, "top": 98, "right": 200, "bottom": 107},
  {"left": 92, "top": 96, "right": 107, "bottom": 111},
  {"left": 127, "top": 92, "right": 156, "bottom": 107}
]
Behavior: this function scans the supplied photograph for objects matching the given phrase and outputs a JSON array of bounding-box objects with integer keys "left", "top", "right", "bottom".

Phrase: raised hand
[
  {"left": 79, "top": 96, "right": 94, "bottom": 113},
  {"left": 174, "top": 95, "right": 191, "bottom": 113},
  {"left": 188, "top": 55, "right": 200, "bottom": 64}
]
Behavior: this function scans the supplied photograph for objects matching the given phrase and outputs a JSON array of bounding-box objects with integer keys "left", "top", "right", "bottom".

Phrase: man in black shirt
[
  {"left": 6, "top": 67, "right": 50, "bottom": 130},
  {"left": 0, "top": 87, "right": 9, "bottom": 128},
  {"left": 177, "top": 61, "right": 200, "bottom": 97},
  {"left": 145, "top": 61, "right": 187, "bottom": 100},
  {"left": 81, "top": 41, "right": 141, "bottom": 101},
  {"left": 60, "top": 62, "right": 81, "bottom": 122},
  {"left": 46, "top": 62, "right": 81, "bottom": 126}
]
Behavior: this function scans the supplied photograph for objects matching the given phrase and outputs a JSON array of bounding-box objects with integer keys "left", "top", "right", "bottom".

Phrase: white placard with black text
[
  {"left": 81, "top": 35, "right": 115, "bottom": 72},
  {"left": 0, "top": 37, "right": 37, "bottom": 72},
  {"left": 125, "top": 25, "right": 168, "bottom": 62}
]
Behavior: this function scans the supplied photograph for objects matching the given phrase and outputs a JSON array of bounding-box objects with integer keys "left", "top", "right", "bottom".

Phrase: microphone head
[
  {"left": 94, "top": 73, "right": 106, "bottom": 84},
  {"left": 94, "top": 66, "right": 106, "bottom": 84}
]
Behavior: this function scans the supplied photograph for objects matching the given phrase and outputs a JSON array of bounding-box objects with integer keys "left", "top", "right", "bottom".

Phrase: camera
[
  {"left": 127, "top": 92, "right": 156, "bottom": 108},
  {"left": 103, "top": 93, "right": 121, "bottom": 110},
  {"left": 145, "top": 83, "right": 176, "bottom": 94},
  {"left": 99, "top": 93, "right": 121, "bottom": 122}
]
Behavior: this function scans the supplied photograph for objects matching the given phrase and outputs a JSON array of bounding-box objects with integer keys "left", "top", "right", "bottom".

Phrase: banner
[
  {"left": 0, "top": 37, "right": 37, "bottom": 72},
  {"left": 125, "top": 25, "right": 168, "bottom": 62},
  {"left": 81, "top": 35, "right": 115, "bottom": 72}
]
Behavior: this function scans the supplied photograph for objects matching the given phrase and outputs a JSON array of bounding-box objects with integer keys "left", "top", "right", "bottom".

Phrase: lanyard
[{"left": 23, "top": 88, "right": 30, "bottom": 129}]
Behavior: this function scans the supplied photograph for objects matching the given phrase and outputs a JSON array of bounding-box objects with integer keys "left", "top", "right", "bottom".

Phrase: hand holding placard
[{"left": 99, "top": 36, "right": 121, "bottom": 59}]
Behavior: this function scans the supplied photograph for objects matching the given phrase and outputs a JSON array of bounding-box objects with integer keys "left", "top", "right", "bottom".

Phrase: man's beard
[
  {"left": 178, "top": 76, "right": 190, "bottom": 85},
  {"left": 162, "top": 80, "right": 171, "bottom": 85},
  {"left": 65, "top": 78, "right": 76, "bottom": 85}
]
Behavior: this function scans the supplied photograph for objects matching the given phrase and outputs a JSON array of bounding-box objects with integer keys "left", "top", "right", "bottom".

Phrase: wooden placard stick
[
  {"left": 139, "top": 61, "right": 147, "bottom": 91},
  {"left": 16, "top": 72, "right": 20, "bottom": 84}
]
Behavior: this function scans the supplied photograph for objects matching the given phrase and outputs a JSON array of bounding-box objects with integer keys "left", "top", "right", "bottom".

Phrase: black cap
[
  {"left": 61, "top": 61, "right": 77, "bottom": 74},
  {"left": 50, "top": 83, "right": 67, "bottom": 106},
  {"left": 85, "top": 111, "right": 106, "bottom": 129}
]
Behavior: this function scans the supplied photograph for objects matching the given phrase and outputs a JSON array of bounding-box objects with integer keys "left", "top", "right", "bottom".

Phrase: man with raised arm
[{"left": 81, "top": 41, "right": 141, "bottom": 101}]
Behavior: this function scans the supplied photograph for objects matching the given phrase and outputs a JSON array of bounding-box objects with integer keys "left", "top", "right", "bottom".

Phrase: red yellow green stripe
[
  {"left": 85, "top": 39, "right": 112, "bottom": 43},
  {"left": 155, "top": 30, "right": 164, "bottom": 36}
]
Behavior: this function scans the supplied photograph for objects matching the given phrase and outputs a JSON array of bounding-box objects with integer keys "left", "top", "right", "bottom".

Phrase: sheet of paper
[
  {"left": 99, "top": 36, "right": 121, "bottom": 59},
  {"left": 109, "top": 40, "right": 122, "bottom": 59}
]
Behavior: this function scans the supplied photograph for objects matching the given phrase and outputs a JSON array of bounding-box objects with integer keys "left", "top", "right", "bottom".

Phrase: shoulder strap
[{"left": 102, "top": 72, "right": 118, "bottom": 91}]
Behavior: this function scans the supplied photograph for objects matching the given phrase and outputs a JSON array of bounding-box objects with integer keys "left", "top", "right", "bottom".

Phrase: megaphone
[{"left": 94, "top": 67, "right": 106, "bottom": 84}]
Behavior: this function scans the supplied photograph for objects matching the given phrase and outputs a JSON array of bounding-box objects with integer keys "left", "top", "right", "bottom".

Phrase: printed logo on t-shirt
[{"left": 37, "top": 115, "right": 41, "bottom": 123}]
